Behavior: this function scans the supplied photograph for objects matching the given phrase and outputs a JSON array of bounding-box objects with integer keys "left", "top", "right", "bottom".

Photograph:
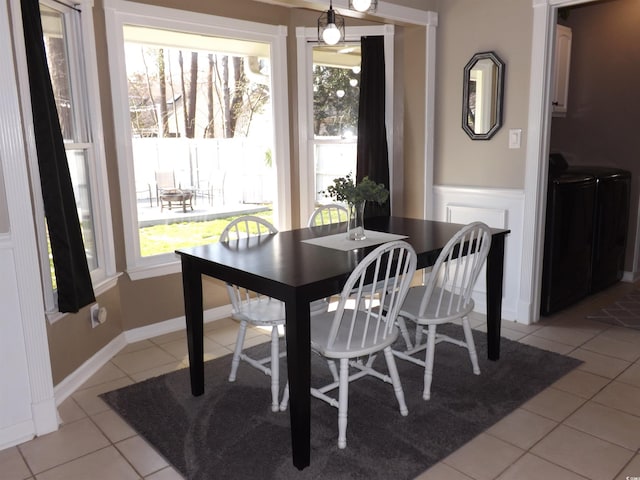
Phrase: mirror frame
[{"left": 462, "top": 51, "right": 505, "bottom": 140}]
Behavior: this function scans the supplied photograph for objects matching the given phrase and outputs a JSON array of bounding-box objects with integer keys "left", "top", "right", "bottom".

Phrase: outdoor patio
[{"left": 136, "top": 195, "right": 270, "bottom": 228}]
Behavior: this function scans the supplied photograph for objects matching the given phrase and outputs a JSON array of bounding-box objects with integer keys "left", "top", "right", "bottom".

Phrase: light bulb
[
  {"left": 349, "top": 79, "right": 358, "bottom": 87},
  {"left": 351, "top": 0, "right": 371, "bottom": 12},
  {"left": 322, "top": 23, "right": 341, "bottom": 45},
  {"left": 352, "top": 66, "right": 361, "bottom": 74},
  {"left": 336, "top": 89, "right": 345, "bottom": 98}
]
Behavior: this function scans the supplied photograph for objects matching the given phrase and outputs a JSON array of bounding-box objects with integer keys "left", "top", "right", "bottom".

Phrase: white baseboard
[
  {"left": 54, "top": 304, "right": 233, "bottom": 405},
  {"left": 0, "top": 420, "right": 35, "bottom": 451}
]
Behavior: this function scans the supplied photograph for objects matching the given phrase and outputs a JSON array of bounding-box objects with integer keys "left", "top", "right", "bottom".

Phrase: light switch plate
[{"left": 509, "top": 129, "right": 522, "bottom": 149}]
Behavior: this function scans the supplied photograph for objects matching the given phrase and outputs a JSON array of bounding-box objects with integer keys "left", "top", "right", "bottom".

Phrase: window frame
[
  {"left": 14, "top": 0, "right": 117, "bottom": 321},
  {"left": 104, "top": 0, "right": 291, "bottom": 280},
  {"left": 296, "top": 25, "right": 396, "bottom": 226}
]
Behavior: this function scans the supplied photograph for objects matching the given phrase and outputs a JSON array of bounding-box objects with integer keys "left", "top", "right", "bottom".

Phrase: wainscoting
[{"left": 433, "top": 185, "right": 525, "bottom": 322}]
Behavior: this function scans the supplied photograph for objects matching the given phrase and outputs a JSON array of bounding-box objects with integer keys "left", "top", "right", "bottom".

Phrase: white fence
[
  {"left": 132, "top": 137, "right": 274, "bottom": 205},
  {"left": 132, "top": 137, "right": 358, "bottom": 206}
]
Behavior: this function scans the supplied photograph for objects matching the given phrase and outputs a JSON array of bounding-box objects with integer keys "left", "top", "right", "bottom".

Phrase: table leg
[
  {"left": 181, "top": 257, "right": 204, "bottom": 396},
  {"left": 486, "top": 234, "right": 505, "bottom": 361},
  {"left": 285, "top": 297, "right": 311, "bottom": 470}
]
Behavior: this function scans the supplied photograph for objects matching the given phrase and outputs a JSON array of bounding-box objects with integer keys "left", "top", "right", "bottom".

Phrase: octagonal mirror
[{"left": 462, "top": 51, "right": 505, "bottom": 140}]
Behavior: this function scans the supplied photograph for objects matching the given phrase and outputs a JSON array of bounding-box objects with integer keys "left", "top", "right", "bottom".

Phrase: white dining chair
[
  {"left": 392, "top": 222, "right": 492, "bottom": 400},
  {"left": 307, "top": 203, "right": 349, "bottom": 227},
  {"left": 282, "top": 240, "right": 417, "bottom": 449},
  {"left": 220, "top": 215, "right": 285, "bottom": 412}
]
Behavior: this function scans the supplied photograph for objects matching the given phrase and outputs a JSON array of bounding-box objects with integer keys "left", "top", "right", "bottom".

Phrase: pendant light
[
  {"left": 318, "top": 0, "right": 345, "bottom": 46},
  {"left": 349, "top": 0, "right": 377, "bottom": 13}
]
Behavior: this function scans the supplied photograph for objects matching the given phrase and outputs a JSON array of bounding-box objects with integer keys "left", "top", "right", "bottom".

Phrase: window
[
  {"left": 105, "top": 0, "right": 291, "bottom": 278},
  {"left": 18, "top": 0, "right": 116, "bottom": 317},
  {"left": 312, "top": 44, "right": 360, "bottom": 205},
  {"left": 296, "top": 25, "right": 395, "bottom": 225}
]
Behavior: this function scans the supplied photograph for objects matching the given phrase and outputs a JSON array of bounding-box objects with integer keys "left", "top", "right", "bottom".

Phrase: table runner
[{"left": 301, "top": 230, "right": 408, "bottom": 251}]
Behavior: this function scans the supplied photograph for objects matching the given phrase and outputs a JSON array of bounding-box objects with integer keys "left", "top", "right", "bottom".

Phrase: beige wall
[
  {"left": 550, "top": 0, "right": 640, "bottom": 271},
  {"left": 434, "top": 0, "right": 532, "bottom": 188},
  {"left": 400, "top": 24, "right": 426, "bottom": 219},
  {"left": 46, "top": 286, "right": 124, "bottom": 384}
]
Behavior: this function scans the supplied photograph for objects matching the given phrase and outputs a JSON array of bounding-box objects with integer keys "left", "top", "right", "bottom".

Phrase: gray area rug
[
  {"left": 586, "top": 290, "right": 640, "bottom": 329},
  {"left": 101, "top": 326, "right": 581, "bottom": 480}
]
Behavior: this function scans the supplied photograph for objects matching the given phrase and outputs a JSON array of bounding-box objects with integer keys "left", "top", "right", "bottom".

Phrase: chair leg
[
  {"left": 337, "top": 358, "right": 350, "bottom": 449},
  {"left": 327, "top": 360, "right": 339, "bottom": 382},
  {"left": 415, "top": 325, "right": 425, "bottom": 347},
  {"left": 228, "top": 321, "right": 248, "bottom": 382},
  {"left": 423, "top": 324, "right": 437, "bottom": 400},
  {"left": 279, "top": 382, "right": 289, "bottom": 411},
  {"left": 462, "top": 317, "right": 481, "bottom": 375},
  {"left": 270, "top": 326, "right": 280, "bottom": 412},
  {"left": 396, "top": 316, "right": 414, "bottom": 350},
  {"left": 383, "top": 347, "right": 408, "bottom": 416}
]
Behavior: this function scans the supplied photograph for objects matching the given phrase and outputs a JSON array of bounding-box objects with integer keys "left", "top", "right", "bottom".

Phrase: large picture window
[{"left": 105, "top": 0, "right": 290, "bottom": 278}]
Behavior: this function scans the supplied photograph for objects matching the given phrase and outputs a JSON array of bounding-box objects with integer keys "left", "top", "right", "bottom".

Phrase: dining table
[{"left": 176, "top": 216, "right": 510, "bottom": 470}]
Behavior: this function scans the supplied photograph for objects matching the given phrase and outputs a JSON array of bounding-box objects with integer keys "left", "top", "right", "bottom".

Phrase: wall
[
  {"left": 550, "top": 0, "right": 640, "bottom": 272},
  {"left": 401, "top": 24, "right": 426, "bottom": 220},
  {"left": 434, "top": 0, "right": 532, "bottom": 189}
]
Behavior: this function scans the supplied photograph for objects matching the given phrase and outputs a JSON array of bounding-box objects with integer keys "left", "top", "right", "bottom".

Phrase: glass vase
[{"left": 347, "top": 200, "right": 367, "bottom": 241}]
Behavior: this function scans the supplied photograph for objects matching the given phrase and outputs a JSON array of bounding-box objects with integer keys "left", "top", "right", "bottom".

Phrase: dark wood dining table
[{"left": 176, "top": 216, "right": 510, "bottom": 470}]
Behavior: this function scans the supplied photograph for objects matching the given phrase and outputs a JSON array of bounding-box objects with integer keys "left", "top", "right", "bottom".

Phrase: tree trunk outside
[
  {"left": 186, "top": 52, "right": 198, "bottom": 139},
  {"left": 222, "top": 56, "right": 231, "bottom": 138},
  {"left": 178, "top": 50, "right": 187, "bottom": 138},
  {"left": 158, "top": 48, "right": 168, "bottom": 137},
  {"left": 206, "top": 53, "right": 214, "bottom": 138}
]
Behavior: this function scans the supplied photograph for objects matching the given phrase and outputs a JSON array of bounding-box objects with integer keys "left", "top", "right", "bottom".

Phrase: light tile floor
[{"left": 4, "top": 281, "right": 640, "bottom": 480}]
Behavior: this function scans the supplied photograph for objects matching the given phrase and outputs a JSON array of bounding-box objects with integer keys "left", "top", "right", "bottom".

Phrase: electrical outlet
[{"left": 90, "top": 304, "right": 101, "bottom": 328}]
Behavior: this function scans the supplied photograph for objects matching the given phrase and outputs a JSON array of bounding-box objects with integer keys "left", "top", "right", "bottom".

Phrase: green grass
[{"left": 139, "top": 210, "right": 274, "bottom": 257}]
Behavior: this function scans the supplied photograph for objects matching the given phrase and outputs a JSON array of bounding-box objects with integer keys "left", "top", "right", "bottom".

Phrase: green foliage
[
  {"left": 313, "top": 65, "right": 359, "bottom": 137},
  {"left": 322, "top": 173, "right": 389, "bottom": 205},
  {"left": 264, "top": 147, "right": 272, "bottom": 167}
]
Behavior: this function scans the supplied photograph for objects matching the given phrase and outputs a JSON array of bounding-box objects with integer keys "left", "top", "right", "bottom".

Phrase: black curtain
[
  {"left": 356, "top": 35, "right": 390, "bottom": 218},
  {"left": 21, "top": 0, "right": 95, "bottom": 313}
]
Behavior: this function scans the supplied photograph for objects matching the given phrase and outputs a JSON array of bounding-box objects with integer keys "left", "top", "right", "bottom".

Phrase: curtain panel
[
  {"left": 356, "top": 35, "right": 390, "bottom": 219},
  {"left": 20, "top": 0, "right": 95, "bottom": 312}
]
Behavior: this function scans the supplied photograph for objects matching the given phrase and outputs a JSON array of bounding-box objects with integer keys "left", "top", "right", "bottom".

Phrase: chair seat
[
  {"left": 399, "top": 286, "right": 475, "bottom": 324},
  {"left": 311, "top": 310, "right": 400, "bottom": 358},
  {"left": 231, "top": 296, "right": 286, "bottom": 326}
]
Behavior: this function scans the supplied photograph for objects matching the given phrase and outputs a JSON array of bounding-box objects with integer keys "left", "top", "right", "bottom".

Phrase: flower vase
[{"left": 347, "top": 201, "right": 367, "bottom": 241}]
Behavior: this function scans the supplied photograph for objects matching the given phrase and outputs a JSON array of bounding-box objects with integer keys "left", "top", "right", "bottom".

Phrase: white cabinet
[{"left": 552, "top": 24, "right": 572, "bottom": 116}]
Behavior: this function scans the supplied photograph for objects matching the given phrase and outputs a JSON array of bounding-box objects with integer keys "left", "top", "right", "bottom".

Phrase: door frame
[{"left": 524, "top": 0, "right": 607, "bottom": 323}]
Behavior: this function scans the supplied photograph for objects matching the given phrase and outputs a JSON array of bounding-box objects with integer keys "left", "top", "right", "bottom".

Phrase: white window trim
[
  {"left": 104, "top": 0, "right": 291, "bottom": 280},
  {"left": 296, "top": 25, "right": 395, "bottom": 226},
  {"left": 11, "top": 0, "right": 118, "bottom": 321}
]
